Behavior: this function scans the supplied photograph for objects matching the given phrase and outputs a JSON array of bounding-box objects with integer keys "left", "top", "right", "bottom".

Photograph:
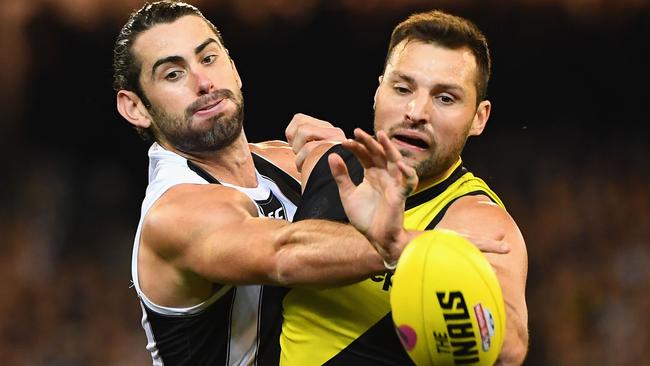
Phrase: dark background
[{"left": 1, "top": 0, "right": 648, "bottom": 365}]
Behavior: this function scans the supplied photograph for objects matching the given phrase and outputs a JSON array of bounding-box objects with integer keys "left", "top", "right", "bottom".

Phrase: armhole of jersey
[
  {"left": 136, "top": 163, "right": 236, "bottom": 314},
  {"left": 139, "top": 283, "right": 233, "bottom": 316},
  {"left": 294, "top": 144, "right": 361, "bottom": 222},
  {"left": 424, "top": 190, "right": 497, "bottom": 230},
  {"left": 302, "top": 144, "right": 340, "bottom": 195}
]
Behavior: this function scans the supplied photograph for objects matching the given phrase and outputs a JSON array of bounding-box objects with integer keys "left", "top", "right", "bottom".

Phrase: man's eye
[
  {"left": 394, "top": 86, "right": 410, "bottom": 94},
  {"left": 438, "top": 95, "right": 454, "bottom": 104},
  {"left": 202, "top": 54, "right": 217, "bottom": 64},
  {"left": 165, "top": 70, "right": 183, "bottom": 81}
]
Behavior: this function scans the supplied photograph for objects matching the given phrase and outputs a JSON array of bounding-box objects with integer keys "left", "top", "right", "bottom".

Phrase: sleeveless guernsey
[
  {"left": 281, "top": 144, "right": 504, "bottom": 365},
  {"left": 132, "top": 143, "right": 300, "bottom": 366}
]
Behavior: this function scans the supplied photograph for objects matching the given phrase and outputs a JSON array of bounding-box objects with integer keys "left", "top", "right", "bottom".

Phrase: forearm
[
  {"left": 496, "top": 302, "right": 529, "bottom": 365},
  {"left": 485, "top": 245, "right": 529, "bottom": 365},
  {"left": 273, "top": 219, "right": 387, "bottom": 287}
]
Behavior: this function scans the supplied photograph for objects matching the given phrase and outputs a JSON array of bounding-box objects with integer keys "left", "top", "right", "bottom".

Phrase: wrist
[
  {"left": 383, "top": 258, "right": 398, "bottom": 271},
  {"left": 377, "top": 229, "right": 415, "bottom": 271}
]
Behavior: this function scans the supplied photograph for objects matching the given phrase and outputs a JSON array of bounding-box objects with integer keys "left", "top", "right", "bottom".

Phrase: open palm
[{"left": 328, "top": 129, "right": 418, "bottom": 260}]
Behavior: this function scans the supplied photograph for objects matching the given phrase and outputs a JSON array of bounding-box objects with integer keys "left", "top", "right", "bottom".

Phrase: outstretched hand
[{"left": 328, "top": 128, "right": 418, "bottom": 263}]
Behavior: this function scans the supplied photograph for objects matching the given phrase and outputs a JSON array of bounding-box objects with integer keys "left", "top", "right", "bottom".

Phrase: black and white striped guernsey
[{"left": 131, "top": 143, "right": 300, "bottom": 365}]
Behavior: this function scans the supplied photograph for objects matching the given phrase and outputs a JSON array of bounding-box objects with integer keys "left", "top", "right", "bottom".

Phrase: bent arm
[
  {"left": 436, "top": 195, "right": 529, "bottom": 365},
  {"left": 143, "top": 183, "right": 386, "bottom": 288}
]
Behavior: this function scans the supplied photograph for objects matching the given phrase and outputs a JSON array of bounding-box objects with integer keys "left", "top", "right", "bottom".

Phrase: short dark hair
[
  {"left": 385, "top": 10, "right": 491, "bottom": 102},
  {"left": 112, "top": 1, "right": 224, "bottom": 140}
]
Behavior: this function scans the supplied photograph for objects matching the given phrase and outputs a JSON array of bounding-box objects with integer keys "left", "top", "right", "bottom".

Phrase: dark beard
[
  {"left": 149, "top": 89, "right": 245, "bottom": 154},
  {"left": 385, "top": 122, "right": 467, "bottom": 182},
  {"left": 404, "top": 148, "right": 458, "bottom": 181}
]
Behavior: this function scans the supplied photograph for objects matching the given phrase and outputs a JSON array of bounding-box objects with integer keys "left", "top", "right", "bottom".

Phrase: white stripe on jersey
[
  {"left": 228, "top": 286, "right": 261, "bottom": 366},
  {"left": 140, "top": 302, "right": 164, "bottom": 366}
]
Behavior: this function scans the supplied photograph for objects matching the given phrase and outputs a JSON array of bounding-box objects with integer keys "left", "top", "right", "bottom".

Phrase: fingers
[
  {"left": 376, "top": 131, "right": 402, "bottom": 164},
  {"left": 286, "top": 113, "right": 346, "bottom": 173},
  {"left": 285, "top": 113, "right": 345, "bottom": 154},
  {"left": 456, "top": 230, "right": 510, "bottom": 254},
  {"left": 328, "top": 153, "right": 355, "bottom": 197},
  {"left": 342, "top": 129, "right": 410, "bottom": 172},
  {"left": 377, "top": 130, "right": 418, "bottom": 196},
  {"left": 353, "top": 128, "right": 386, "bottom": 164},
  {"left": 285, "top": 113, "right": 312, "bottom": 145},
  {"left": 397, "top": 160, "right": 418, "bottom": 196},
  {"left": 295, "top": 140, "right": 323, "bottom": 172},
  {"left": 341, "top": 128, "right": 386, "bottom": 169},
  {"left": 341, "top": 138, "right": 373, "bottom": 169}
]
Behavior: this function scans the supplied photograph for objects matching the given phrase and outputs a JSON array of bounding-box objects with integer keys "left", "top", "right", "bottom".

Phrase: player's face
[
  {"left": 373, "top": 40, "right": 489, "bottom": 182},
  {"left": 133, "top": 15, "right": 244, "bottom": 153}
]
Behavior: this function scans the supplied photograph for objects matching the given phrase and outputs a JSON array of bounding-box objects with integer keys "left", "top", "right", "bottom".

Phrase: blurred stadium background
[{"left": 1, "top": 0, "right": 648, "bottom": 365}]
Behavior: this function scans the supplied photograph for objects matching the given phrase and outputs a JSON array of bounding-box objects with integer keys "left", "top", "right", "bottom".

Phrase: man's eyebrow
[
  {"left": 434, "top": 83, "right": 465, "bottom": 95},
  {"left": 194, "top": 38, "right": 218, "bottom": 55},
  {"left": 390, "top": 71, "right": 415, "bottom": 84},
  {"left": 150, "top": 38, "right": 219, "bottom": 78},
  {"left": 151, "top": 55, "right": 184, "bottom": 78},
  {"left": 391, "top": 71, "right": 465, "bottom": 94}
]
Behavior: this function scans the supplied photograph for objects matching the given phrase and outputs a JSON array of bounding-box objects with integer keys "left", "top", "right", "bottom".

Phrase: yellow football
[{"left": 390, "top": 229, "right": 505, "bottom": 365}]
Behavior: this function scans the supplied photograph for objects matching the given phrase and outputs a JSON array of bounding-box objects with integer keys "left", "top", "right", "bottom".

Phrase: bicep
[
  {"left": 143, "top": 184, "right": 291, "bottom": 286},
  {"left": 436, "top": 196, "right": 528, "bottom": 291},
  {"left": 481, "top": 214, "right": 529, "bottom": 363},
  {"left": 437, "top": 196, "right": 529, "bottom": 361}
]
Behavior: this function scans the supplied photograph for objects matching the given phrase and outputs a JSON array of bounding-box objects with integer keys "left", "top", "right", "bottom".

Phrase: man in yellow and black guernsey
[{"left": 282, "top": 10, "right": 529, "bottom": 366}]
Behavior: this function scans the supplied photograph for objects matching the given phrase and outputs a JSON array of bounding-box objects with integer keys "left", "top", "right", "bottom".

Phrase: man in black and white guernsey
[{"left": 111, "top": 1, "right": 447, "bottom": 365}]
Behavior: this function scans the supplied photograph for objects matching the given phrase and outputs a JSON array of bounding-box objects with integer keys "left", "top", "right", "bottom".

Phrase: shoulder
[
  {"left": 444, "top": 195, "right": 522, "bottom": 241},
  {"left": 249, "top": 141, "right": 299, "bottom": 179},
  {"left": 141, "top": 183, "right": 258, "bottom": 257},
  {"left": 437, "top": 194, "right": 527, "bottom": 273},
  {"left": 442, "top": 195, "right": 529, "bottom": 363},
  {"left": 300, "top": 142, "right": 342, "bottom": 185},
  {"left": 440, "top": 194, "right": 528, "bottom": 283}
]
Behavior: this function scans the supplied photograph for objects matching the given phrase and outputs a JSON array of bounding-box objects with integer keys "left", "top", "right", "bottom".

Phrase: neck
[
  {"left": 412, "top": 158, "right": 461, "bottom": 194},
  {"left": 165, "top": 132, "right": 258, "bottom": 188}
]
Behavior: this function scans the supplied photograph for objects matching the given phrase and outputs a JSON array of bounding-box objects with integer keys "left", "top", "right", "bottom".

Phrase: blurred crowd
[
  {"left": 1, "top": 154, "right": 148, "bottom": 365},
  {"left": 2, "top": 138, "right": 647, "bottom": 365},
  {"left": 1, "top": 1, "right": 648, "bottom": 365},
  {"left": 507, "top": 145, "right": 650, "bottom": 366}
]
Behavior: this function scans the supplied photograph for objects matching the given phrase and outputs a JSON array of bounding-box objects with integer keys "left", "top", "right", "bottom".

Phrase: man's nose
[
  {"left": 405, "top": 91, "right": 431, "bottom": 125},
  {"left": 193, "top": 69, "right": 214, "bottom": 95}
]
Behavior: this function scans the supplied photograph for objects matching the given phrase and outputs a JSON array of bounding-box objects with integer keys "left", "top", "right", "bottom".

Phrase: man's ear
[
  {"left": 227, "top": 53, "right": 243, "bottom": 89},
  {"left": 469, "top": 100, "right": 491, "bottom": 136},
  {"left": 373, "top": 75, "right": 383, "bottom": 110},
  {"left": 116, "top": 90, "right": 152, "bottom": 129}
]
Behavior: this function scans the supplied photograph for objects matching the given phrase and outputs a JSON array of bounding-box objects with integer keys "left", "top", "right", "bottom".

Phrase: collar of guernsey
[{"left": 405, "top": 158, "right": 470, "bottom": 210}]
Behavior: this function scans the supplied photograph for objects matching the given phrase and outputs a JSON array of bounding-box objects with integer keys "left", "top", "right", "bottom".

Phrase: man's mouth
[
  {"left": 194, "top": 98, "right": 225, "bottom": 116},
  {"left": 391, "top": 132, "right": 430, "bottom": 150}
]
